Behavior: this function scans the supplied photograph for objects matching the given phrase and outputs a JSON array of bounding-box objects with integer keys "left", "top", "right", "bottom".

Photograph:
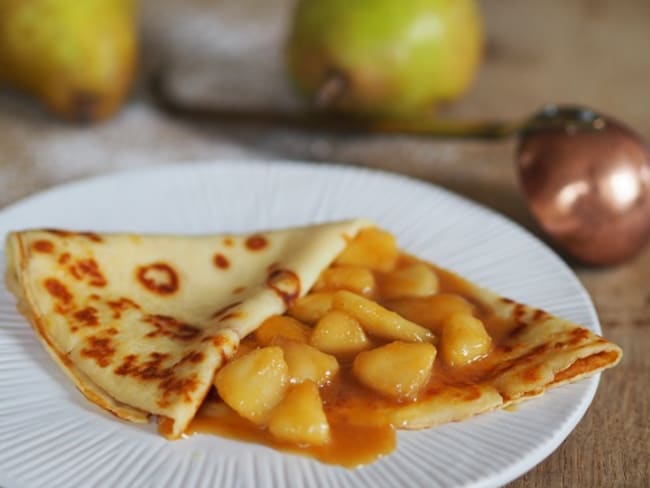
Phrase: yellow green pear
[
  {"left": 0, "top": 0, "right": 138, "bottom": 122},
  {"left": 286, "top": 0, "right": 483, "bottom": 116}
]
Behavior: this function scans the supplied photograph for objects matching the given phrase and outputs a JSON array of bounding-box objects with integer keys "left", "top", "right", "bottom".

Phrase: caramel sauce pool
[{"left": 188, "top": 400, "right": 395, "bottom": 467}]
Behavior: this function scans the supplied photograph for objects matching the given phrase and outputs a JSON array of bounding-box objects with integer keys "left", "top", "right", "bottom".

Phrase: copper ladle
[{"left": 151, "top": 80, "right": 650, "bottom": 266}]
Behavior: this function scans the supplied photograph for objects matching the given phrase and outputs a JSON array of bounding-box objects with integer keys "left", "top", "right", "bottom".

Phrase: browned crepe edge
[{"left": 5, "top": 232, "right": 150, "bottom": 422}]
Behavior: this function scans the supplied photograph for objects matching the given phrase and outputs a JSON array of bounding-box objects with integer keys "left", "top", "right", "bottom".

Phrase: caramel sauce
[
  {"left": 189, "top": 399, "right": 395, "bottom": 468},
  {"left": 188, "top": 251, "right": 551, "bottom": 466}
]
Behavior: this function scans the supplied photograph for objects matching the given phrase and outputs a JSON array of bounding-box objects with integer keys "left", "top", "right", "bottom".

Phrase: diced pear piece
[
  {"left": 353, "top": 341, "right": 436, "bottom": 400},
  {"left": 214, "top": 346, "right": 289, "bottom": 424},
  {"left": 310, "top": 310, "right": 370, "bottom": 355},
  {"left": 440, "top": 313, "right": 492, "bottom": 367},
  {"left": 313, "top": 266, "right": 376, "bottom": 296},
  {"left": 281, "top": 341, "right": 339, "bottom": 385},
  {"left": 332, "top": 290, "right": 434, "bottom": 343},
  {"left": 288, "top": 292, "right": 334, "bottom": 324},
  {"left": 255, "top": 315, "right": 310, "bottom": 345},
  {"left": 335, "top": 228, "right": 398, "bottom": 272},
  {"left": 385, "top": 293, "right": 474, "bottom": 334},
  {"left": 268, "top": 381, "right": 330, "bottom": 446},
  {"left": 379, "top": 263, "right": 439, "bottom": 300}
]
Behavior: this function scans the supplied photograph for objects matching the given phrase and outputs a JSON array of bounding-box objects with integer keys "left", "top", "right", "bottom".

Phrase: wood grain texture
[{"left": 0, "top": 0, "right": 648, "bottom": 486}]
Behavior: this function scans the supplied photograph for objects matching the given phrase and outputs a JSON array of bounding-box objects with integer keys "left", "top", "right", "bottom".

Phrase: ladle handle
[
  {"left": 151, "top": 75, "right": 602, "bottom": 139},
  {"left": 151, "top": 75, "right": 522, "bottom": 139}
]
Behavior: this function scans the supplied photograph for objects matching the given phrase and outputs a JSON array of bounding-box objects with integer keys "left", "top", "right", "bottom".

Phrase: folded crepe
[{"left": 5, "top": 219, "right": 372, "bottom": 438}]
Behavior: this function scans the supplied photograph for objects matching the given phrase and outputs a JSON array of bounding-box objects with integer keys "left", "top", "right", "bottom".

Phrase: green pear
[
  {"left": 0, "top": 0, "right": 138, "bottom": 122},
  {"left": 286, "top": 0, "right": 483, "bottom": 116}
]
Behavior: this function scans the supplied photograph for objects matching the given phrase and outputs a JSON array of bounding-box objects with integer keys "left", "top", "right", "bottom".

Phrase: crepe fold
[{"left": 5, "top": 220, "right": 372, "bottom": 438}]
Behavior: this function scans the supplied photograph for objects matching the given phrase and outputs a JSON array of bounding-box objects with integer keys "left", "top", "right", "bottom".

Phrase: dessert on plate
[{"left": 5, "top": 220, "right": 621, "bottom": 466}]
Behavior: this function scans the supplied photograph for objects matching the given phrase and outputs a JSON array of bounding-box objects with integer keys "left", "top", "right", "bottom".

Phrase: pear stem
[{"left": 313, "top": 71, "right": 348, "bottom": 108}]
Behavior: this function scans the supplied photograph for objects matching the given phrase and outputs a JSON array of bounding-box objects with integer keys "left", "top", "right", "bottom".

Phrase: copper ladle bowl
[
  {"left": 151, "top": 78, "right": 650, "bottom": 265},
  {"left": 516, "top": 106, "right": 650, "bottom": 265}
]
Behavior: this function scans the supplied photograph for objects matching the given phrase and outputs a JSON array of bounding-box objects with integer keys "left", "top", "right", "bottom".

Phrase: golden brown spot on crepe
[
  {"left": 81, "top": 336, "right": 115, "bottom": 367},
  {"left": 159, "top": 375, "right": 200, "bottom": 406},
  {"left": 44, "top": 229, "right": 102, "bottom": 242},
  {"left": 508, "top": 322, "right": 528, "bottom": 339},
  {"left": 522, "top": 366, "right": 542, "bottom": 382},
  {"left": 44, "top": 278, "right": 72, "bottom": 304},
  {"left": 211, "top": 335, "right": 230, "bottom": 347},
  {"left": 143, "top": 315, "right": 200, "bottom": 341},
  {"left": 107, "top": 297, "right": 140, "bottom": 318},
  {"left": 115, "top": 352, "right": 172, "bottom": 380},
  {"left": 223, "top": 237, "right": 234, "bottom": 247},
  {"left": 211, "top": 301, "right": 242, "bottom": 319},
  {"left": 189, "top": 352, "right": 204, "bottom": 363},
  {"left": 106, "top": 328, "right": 118, "bottom": 336},
  {"left": 201, "top": 335, "right": 234, "bottom": 363},
  {"left": 73, "top": 306, "right": 99, "bottom": 327},
  {"left": 213, "top": 253, "right": 230, "bottom": 270},
  {"left": 137, "top": 263, "right": 179, "bottom": 295},
  {"left": 232, "top": 286, "right": 246, "bottom": 295},
  {"left": 490, "top": 343, "right": 550, "bottom": 378},
  {"left": 32, "top": 239, "right": 54, "bottom": 253},
  {"left": 58, "top": 252, "right": 71, "bottom": 265},
  {"left": 80, "top": 232, "right": 102, "bottom": 242},
  {"left": 44, "top": 229, "right": 72, "bottom": 237},
  {"left": 70, "top": 259, "right": 107, "bottom": 287},
  {"left": 513, "top": 303, "right": 526, "bottom": 321},
  {"left": 267, "top": 262, "right": 279, "bottom": 272},
  {"left": 568, "top": 328, "right": 590, "bottom": 346},
  {"left": 89, "top": 293, "right": 100, "bottom": 300},
  {"left": 500, "top": 297, "right": 515, "bottom": 305},
  {"left": 245, "top": 234, "right": 268, "bottom": 251},
  {"left": 267, "top": 269, "right": 301, "bottom": 306},
  {"left": 180, "top": 351, "right": 204, "bottom": 364},
  {"left": 533, "top": 309, "right": 548, "bottom": 321}
]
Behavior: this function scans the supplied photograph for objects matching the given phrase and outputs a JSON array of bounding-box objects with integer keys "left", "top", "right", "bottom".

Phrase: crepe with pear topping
[{"left": 4, "top": 220, "right": 371, "bottom": 438}]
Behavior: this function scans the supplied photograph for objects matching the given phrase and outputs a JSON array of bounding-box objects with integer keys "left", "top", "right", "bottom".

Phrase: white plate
[{"left": 0, "top": 160, "right": 600, "bottom": 488}]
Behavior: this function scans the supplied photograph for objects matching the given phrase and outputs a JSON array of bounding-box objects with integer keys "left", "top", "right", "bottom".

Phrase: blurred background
[
  {"left": 0, "top": 1, "right": 648, "bottom": 486},
  {"left": 0, "top": 0, "right": 648, "bottom": 217}
]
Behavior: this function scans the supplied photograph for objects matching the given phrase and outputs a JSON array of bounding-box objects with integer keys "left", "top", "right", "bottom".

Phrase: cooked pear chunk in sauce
[
  {"left": 440, "top": 313, "right": 492, "bottom": 367},
  {"left": 353, "top": 341, "right": 437, "bottom": 401},
  {"left": 255, "top": 315, "right": 311, "bottom": 345},
  {"left": 288, "top": 292, "right": 334, "bottom": 324},
  {"left": 385, "top": 293, "right": 474, "bottom": 334},
  {"left": 310, "top": 310, "right": 370, "bottom": 356},
  {"left": 313, "top": 265, "right": 376, "bottom": 296},
  {"left": 333, "top": 290, "right": 434, "bottom": 343},
  {"left": 268, "top": 381, "right": 331, "bottom": 446},
  {"left": 378, "top": 263, "right": 439, "bottom": 300},
  {"left": 214, "top": 346, "right": 289, "bottom": 424},
  {"left": 280, "top": 341, "right": 339, "bottom": 386},
  {"left": 334, "top": 228, "right": 398, "bottom": 272}
]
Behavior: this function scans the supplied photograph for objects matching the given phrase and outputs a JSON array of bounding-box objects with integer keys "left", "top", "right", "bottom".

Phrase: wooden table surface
[{"left": 0, "top": 0, "right": 648, "bottom": 486}]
